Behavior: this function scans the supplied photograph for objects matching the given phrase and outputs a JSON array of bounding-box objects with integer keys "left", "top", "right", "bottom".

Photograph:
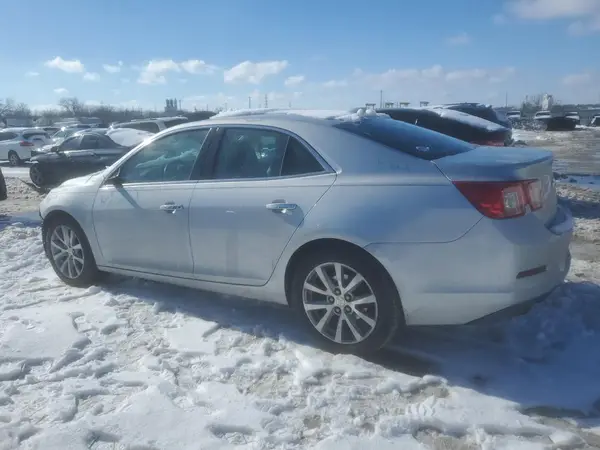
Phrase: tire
[
  {"left": 0, "top": 168, "right": 7, "bottom": 201},
  {"left": 289, "top": 247, "right": 403, "bottom": 354},
  {"left": 8, "top": 151, "right": 21, "bottom": 167},
  {"left": 29, "top": 165, "right": 46, "bottom": 188},
  {"left": 43, "top": 215, "right": 103, "bottom": 287}
]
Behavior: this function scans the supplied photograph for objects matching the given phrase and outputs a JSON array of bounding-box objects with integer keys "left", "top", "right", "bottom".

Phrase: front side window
[
  {"left": 116, "top": 128, "right": 210, "bottom": 184},
  {"left": 213, "top": 128, "right": 324, "bottom": 180}
]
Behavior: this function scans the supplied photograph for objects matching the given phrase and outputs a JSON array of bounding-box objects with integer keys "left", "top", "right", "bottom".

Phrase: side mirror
[
  {"left": 105, "top": 172, "right": 123, "bottom": 186},
  {"left": 51, "top": 145, "right": 59, "bottom": 152}
]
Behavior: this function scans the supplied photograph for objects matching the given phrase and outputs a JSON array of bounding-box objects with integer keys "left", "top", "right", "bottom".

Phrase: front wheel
[
  {"left": 44, "top": 216, "right": 102, "bottom": 287},
  {"left": 29, "top": 165, "right": 46, "bottom": 188},
  {"left": 289, "top": 248, "right": 403, "bottom": 354},
  {"left": 8, "top": 151, "right": 21, "bottom": 167}
]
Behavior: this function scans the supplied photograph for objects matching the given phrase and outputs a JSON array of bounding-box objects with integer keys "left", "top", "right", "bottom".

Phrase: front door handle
[
  {"left": 159, "top": 203, "right": 184, "bottom": 214},
  {"left": 266, "top": 202, "right": 297, "bottom": 214}
]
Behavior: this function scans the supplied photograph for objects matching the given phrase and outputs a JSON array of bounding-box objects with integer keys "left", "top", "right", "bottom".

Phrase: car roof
[{"left": 1, "top": 127, "right": 48, "bottom": 133}]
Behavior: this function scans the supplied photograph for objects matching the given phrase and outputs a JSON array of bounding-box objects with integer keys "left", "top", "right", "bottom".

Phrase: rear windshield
[
  {"left": 452, "top": 106, "right": 499, "bottom": 122},
  {"left": 334, "top": 117, "right": 474, "bottom": 161},
  {"left": 23, "top": 132, "right": 50, "bottom": 140}
]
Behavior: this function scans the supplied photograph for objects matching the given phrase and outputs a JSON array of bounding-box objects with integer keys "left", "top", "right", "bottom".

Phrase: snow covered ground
[{"left": 1, "top": 196, "right": 600, "bottom": 449}]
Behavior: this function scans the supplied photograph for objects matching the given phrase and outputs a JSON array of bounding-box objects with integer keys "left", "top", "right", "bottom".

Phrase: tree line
[{"left": 0, "top": 97, "right": 206, "bottom": 126}]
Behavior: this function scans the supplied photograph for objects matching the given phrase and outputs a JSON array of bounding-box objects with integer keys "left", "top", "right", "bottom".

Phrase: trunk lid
[{"left": 433, "top": 146, "right": 557, "bottom": 224}]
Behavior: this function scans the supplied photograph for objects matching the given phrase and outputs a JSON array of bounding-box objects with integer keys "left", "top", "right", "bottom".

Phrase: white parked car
[{"left": 0, "top": 128, "right": 53, "bottom": 166}]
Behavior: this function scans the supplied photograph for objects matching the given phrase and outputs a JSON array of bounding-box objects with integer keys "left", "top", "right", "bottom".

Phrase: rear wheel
[
  {"left": 8, "top": 151, "right": 21, "bottom": 167},
  {"left": 289, "top": 248, "right": 403, "bottom": 354},
  {"left": 29, "top": 165, "right": 46, "bottom": 188},
  {"left": 44, "top": 216, "right": 102, "bottom": 287}
]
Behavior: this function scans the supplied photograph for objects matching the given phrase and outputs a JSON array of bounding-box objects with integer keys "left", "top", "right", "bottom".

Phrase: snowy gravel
[
  {"left": 0, "top": 178, "right": 45, "bottom": 217},
  {"left": 1, "top": 219, "right": 600, "bottom": 448}
]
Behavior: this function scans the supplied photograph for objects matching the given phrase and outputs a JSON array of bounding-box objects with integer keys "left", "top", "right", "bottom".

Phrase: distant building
[{"left": 165, "top": 98, "right": 178, "bottom": 114}]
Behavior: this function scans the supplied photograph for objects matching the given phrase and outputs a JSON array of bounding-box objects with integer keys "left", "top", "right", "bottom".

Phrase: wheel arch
[{"left": 283, "top": 237, "right": 405, "bottom": 320}]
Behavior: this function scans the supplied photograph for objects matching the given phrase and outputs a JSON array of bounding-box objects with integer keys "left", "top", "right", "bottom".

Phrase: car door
[
  {"left": 0, "top": 132, "right": 12, "bottom": 160},
  {"left": 189, "top": 126, "right": 336, "bottom": 285},
  {"left": 91, "top": 127, "right": 212, "bottom": 276}
]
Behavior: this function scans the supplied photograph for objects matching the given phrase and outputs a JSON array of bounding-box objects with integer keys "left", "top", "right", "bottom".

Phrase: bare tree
[
  {"left": 58, "top": 97, "right": 85, "bottom": 116},
  {"left": 12, "top": 102, "right": 31, "bottom": 119},
  {"left": 0, "top": 98, "right": 15, "bottom": 116}
]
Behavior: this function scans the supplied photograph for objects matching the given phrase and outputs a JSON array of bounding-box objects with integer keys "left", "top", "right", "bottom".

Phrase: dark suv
[{"left": 370, "top": 107, "right": 512, "bottom": 146}]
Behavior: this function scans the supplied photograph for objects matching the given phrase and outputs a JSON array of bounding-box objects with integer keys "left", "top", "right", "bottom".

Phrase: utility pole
[
  {"left": 248, "top": 96, "right": 252, "bottom": 109},
  {"left": 264, "top": 94, "right": 268, "bottom": 108},
  {"left": 379, "top": 90, "right": 383, "bottom": 108},
  {"left": 505, "top": 92, "right": 508, "bottom": 108}
]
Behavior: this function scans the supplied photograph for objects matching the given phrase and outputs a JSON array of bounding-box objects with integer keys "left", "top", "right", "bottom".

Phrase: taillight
[
  {"left": 19, "top": 141, "right": 34, "bottom": 147},
  {"left": 453, "top": 180, "right": 544, "bottom": 219},
  {"left": 474, "top": 140, "right": 504, "bottom": 147}
]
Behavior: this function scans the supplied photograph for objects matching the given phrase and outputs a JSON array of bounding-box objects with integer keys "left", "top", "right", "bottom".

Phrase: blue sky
[{"left": 2, "top": 0, "right": 599, "bottom": 112}]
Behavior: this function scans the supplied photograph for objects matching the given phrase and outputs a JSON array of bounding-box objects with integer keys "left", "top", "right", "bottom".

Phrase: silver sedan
[{"left": 39, "top": 109, "right": 573, "bottom": 353}]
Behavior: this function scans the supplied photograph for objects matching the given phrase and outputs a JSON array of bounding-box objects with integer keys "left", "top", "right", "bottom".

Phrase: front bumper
[{"left": 366, "top": 204, "right": 574, "bottom": 326}]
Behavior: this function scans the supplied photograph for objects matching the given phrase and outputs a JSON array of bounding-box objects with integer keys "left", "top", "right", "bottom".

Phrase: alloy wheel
[
  {"left": 50, "top": 225, "right": 85, "bottom": 279},
  {"left": 302, "top": 262, "right": 378, "bottom": 345},
  {"left": 8, "top": 153, "right": 19, "bottom": 166},
  {"left": 30, "top": 166, "right": 44, "bottom": 187}
]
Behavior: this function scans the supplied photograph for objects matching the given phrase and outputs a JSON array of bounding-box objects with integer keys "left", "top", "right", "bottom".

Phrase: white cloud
[
  {"left": 83, "top": 72, "right": 100, "bottom": 82},
  {"left": 25, "top": 71, "right": 39, "bottom": 77},
  {"left": 44, "top": 56, "right": 85, "bottom": 73},
  {"left": 446, "top": 32, "right": 470, "bottom": 45},
  {"left": 138, "top": 59, "right": 179, "bottom": 85},
  {"left": 505, "top": 0, "right": 600, "bottom": 33},
  {"left": 224, "top": 60, "right": 288, "bottom": 84},
  {"left": 180, "top": 59, "right": 218, "bottom": 74},
  {"left": 54, "top": 88, "right": 69, "bottom": 94},
  {"left": 103, "top": 61, "right": 123, "bottom": 73},
  {"left": 562, "top": 71, "right": 593, "bottom": 85},
  {"left": 355, "top": 65, "right": 516, "bottom": 88},
  {"left": 138, "top": 59, "right": 217, "bottom": 84},
  {"left": 284, "top": 75, "right": 305, "bottom": 86},
  {"left": 322, "top": 79, "right": 348, "bottom": 88}
]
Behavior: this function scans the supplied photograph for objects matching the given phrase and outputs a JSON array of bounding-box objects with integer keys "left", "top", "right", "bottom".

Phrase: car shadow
[
  {"left": 0, "top": 213, "right": 41, "bottom": 231},
  {"left": 98, "top": 274, "right": 600, "bottom": 434},
  {"left": 561, "top": 195, "right": 600, "bottom": 221}
]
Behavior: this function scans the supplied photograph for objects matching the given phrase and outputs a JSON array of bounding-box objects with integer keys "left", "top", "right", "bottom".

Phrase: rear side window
[
  {"left": 335, "top": 117, "right": 474, "bottom": 161},
  {"left": 23, "top": 132, "right": 50, "bottom": 140}
]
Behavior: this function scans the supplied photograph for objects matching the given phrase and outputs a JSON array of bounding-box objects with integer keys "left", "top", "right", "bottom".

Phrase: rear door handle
[
  {"left": 160, "top": 203, "right": 184, "bottom": 213},
  {"left": 266, "top": 202, "right": 297, "bottom": 213}
]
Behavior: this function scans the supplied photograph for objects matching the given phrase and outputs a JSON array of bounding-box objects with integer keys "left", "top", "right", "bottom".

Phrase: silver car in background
[{"left": 39, "top": 109, "right": 573, "bottom": 353}]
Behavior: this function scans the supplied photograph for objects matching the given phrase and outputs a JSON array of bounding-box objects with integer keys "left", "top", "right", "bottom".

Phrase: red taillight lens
[
  {"left": 19, "top": 141, "right": 34, "bottom": 147},
  {"left": 453, "top": 180, "right": 543, "bottom": 219},
  {"left": 474, "top": 140, "right": 504, "bottom": 147}
]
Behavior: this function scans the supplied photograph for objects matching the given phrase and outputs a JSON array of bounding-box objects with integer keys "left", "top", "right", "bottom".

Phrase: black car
[
  {"left": 433, "top": 103, "right": 512, "bottom": 128},
  {"left": 0, "top": 167, "right": 6, "bottom": 201},
  {"left": 29, "top": 132, "right": 132, "bottom": 188},
  {"left": 370, "top": 107, "right": 512, "bottom": 146}
]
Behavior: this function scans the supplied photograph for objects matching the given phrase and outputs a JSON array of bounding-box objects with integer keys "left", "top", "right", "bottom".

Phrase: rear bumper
[{"left": 366, "top": 204, "right": 573, "bottom": 326}]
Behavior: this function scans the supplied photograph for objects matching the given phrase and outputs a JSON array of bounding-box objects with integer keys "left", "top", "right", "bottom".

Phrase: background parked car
[
  {"left": 369, "top": 107, "right": 512, "bottom": 146},
  {"left": 29, "top": 130, "right": 148, "bottom": 188},
  {"left": 110, "top": 116, "right": 189, "bottom": 133},
  {"left": 0, "top": 128, "right": 53, "bottom": 166},
  {"left": 431, "top": 103, "right": 512, "bottom": 128}
]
